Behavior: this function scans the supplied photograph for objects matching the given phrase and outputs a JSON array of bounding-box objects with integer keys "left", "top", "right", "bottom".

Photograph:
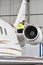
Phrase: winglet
[{"left": 13, "top": 0, "right": 26, "bottom": 28}]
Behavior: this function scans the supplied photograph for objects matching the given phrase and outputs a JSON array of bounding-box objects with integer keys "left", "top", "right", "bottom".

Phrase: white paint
[
  {"left": 0, "top": 19, "right": 22, "bottom": 56},
  {"left": 14, "top": 0, "right": 26, "bottom": 28}
]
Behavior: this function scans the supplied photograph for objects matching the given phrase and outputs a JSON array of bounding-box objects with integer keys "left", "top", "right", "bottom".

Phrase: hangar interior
[
  {"left": 0, "top": 0, "right": 43, "bottom": 58},
  {"left": 0, "top": 0, "right": 29, "bottom": 24}
]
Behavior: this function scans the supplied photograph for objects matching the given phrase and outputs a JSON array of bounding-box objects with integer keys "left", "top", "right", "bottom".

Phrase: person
[{"left": 17, "top": 20, "right": 25, "bottom": 33}]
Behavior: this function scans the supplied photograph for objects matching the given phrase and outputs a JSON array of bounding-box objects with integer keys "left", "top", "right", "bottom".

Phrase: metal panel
[
  {"left": 30, "top": 0, "right": 43, "bottom": 14},
  {"left": 0, "top": 0, "right": 10, "bottom": 15}
]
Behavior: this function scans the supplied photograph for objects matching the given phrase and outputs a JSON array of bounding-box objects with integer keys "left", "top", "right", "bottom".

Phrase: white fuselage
[{"left": 0, "top": 19, "right": 22, "bottom": 57}]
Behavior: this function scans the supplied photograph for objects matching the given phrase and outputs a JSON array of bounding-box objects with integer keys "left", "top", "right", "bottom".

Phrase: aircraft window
[
  {"left": 4, "top": 28, "right": 7, "bottom": 35},
  {"left": 0, "top": 26, "right": 3, "bottom": 34}
]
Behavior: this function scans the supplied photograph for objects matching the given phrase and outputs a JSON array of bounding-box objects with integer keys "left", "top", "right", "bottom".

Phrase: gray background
[{"left": 0, "top": 0, "right": 43, "bottom": 57}]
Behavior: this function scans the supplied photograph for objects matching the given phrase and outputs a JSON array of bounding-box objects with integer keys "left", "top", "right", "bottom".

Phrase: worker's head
[{"left": 22, "top": 20, "right": 25, "bottom": 25}]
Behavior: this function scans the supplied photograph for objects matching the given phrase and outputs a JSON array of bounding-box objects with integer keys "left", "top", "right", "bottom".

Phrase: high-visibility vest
[{"left": 17, "top": 23, "right": 25, "bottom": 29}]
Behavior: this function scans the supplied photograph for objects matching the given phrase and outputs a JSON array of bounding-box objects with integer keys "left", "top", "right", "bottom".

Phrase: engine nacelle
[{"left": 23, "top": 24, "right": 42, "bottom": 45}]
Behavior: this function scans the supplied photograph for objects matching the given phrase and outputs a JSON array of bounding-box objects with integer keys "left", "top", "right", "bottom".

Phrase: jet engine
[{"left": 23, "top": 24, "right": 42, "bottom": 45}]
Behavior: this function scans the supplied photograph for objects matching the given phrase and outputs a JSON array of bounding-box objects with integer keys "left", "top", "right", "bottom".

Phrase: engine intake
[
  {"left": 23, "top": 24, "right": 42, "bottom": 45},
  {"left": 24, "top": 26, "right": 38, "bottom": 39}
]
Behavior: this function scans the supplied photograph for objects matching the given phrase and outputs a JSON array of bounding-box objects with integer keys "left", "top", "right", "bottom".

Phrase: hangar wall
[
  {"left": 0, "top": 0, "right": 29, "bottom": 24},
  {"left": 0, "top": 0, "right": 42, "bottom": 57},
  {"left": 0, "top": 0, "right": 43, "bottom": 27},
  {"left": 30, "top": 0, "right": 43, "bottom": 42},
  {"left": 0, "top": 0, "right": 22, "bottom": 24}
]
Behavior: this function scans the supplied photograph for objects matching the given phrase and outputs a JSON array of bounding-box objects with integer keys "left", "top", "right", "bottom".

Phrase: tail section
[{"left": 13, "top": 0, "right": 26, "bottom": 28}]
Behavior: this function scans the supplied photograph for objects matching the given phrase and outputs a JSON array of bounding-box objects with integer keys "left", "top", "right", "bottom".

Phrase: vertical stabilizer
[{"left": 14, "top": 0, "right": 26, "bottom": 28}]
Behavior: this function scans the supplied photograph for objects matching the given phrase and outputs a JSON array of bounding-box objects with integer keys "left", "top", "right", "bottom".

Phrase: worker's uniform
[{"left": 17, "top": 23, "right": 25, "bottom": 33}]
